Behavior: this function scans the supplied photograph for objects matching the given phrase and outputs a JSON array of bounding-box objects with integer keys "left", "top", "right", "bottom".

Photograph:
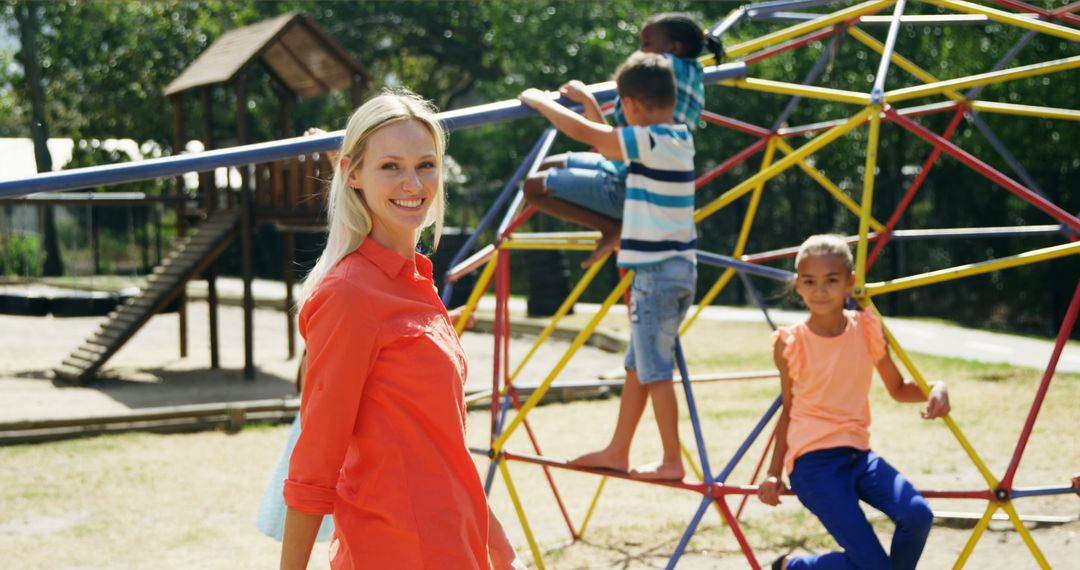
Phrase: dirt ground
[{"left": 0, "top": 304, "right": 1077, "bottom": 568}]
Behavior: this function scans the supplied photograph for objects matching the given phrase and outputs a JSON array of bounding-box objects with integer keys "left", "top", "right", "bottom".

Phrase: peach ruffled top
[{"left": 771, "top": 309, "right": 887, "bottom": 475}]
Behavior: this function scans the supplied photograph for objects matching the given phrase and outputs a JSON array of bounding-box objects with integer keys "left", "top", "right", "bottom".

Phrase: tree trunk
[{"left": 15, "top": 2, "right": 63, "bottom": 276}]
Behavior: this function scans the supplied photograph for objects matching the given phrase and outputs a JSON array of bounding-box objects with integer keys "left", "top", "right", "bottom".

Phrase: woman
[{"left": 280, "top": 91, "right": 523, "bottom": 569}]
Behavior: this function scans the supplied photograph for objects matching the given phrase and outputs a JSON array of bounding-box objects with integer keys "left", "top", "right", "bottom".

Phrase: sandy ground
[
  {"left": 0, "top": 302, "right": 625, "bottom": 423},
  {"left": 0, "top": 303, "right": 1077, "bottom": 568}
]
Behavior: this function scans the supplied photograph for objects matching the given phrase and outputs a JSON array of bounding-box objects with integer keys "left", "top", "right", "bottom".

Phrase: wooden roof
[{"left": 164, "top": 12, "right": 368, "bottom": 98}]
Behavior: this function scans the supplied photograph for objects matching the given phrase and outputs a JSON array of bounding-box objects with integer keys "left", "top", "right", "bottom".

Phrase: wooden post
[
  {"left": 237, "top": 71, "right": 255, "bottom": 381},
  {"left": 170, "top": 95, "right": 188, "bottom": 358},
  {"left": 91, "top": 206, "right": 100, "bottom": 275},
  {"left": 283, "top": 230, "right": 296, "bottom": 359},
  {"left": 199, "top": 86, "right": 220, "bottom": 367},
  {"left": 199, "top": 87, "right": 216, "bottom": 214},
  {"left": 208, "top": 263, "right": 220, "bottom": 369}
]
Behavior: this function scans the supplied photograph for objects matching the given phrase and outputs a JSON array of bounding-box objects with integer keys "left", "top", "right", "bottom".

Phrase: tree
[{"left": 12, "top": 1, "right": 62, "bottom": 275}]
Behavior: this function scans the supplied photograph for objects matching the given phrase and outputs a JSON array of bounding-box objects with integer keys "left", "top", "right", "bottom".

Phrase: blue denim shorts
[
  {"left": 544, "top": 152, "right": 625, "bottom": 220},
  {"left": 625, "top": 258, "right": 697, "bottom": 383}
]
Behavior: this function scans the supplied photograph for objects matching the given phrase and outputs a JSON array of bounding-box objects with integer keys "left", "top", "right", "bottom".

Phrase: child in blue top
[
  {"left": 523, "top": 13, "right": 705, "bottom": 268},
  {"left": 520, "top": 50, "right": 697, "bottom": 481}
]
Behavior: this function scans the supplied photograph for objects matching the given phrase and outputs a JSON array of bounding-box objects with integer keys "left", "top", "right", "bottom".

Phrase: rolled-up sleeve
[{"left": 284, "top": 280, "right": 380, "bottom": 514}]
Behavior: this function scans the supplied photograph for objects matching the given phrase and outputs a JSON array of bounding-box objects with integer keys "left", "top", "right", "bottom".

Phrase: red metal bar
[
  {"left": 696, "top": 137, "right": 771, "bottom": 190},
  {"left": 984, "top": 0, "right": 1049, "bottom": 15},
  {"left": 999, "top": 278, "right": 1080, "bottom": 489},
  {"left": 503, "top": 450, "right": 714, "bottom": 493},
  {"left": 716, "top": 496, "right": 762, "bottom": 570},
  {"left": 1051, "top": 1, "right": 1080, "bottom": 15},
  {"left": 778, "top": 101, "right": 959, "bottom": 138},
  {"left": 507, "top": 387, "right": 580, "bottom": 540},
  {"left": 735, "top": 421, "right": 778, "bottom": 520},
  {"left": 919, "top": 489, "right": 996, "bottom": 500},
  {"left": 984, "top": 0, "right": 1080, "bottom": 25},
  {"left": 867, "top": 106, "right": 968, "bottom": 268},
  {"left": 701, "top": 111, "right": 774, "bottom": 138},
  {"left": 499, "top": 205, "right": 537, "bottom": 239},
  {"left": 887, "top": 108, "right": 1080, "bottom": 233},
  {"left": 742, "top": 26, "right": 839, "bottom": 67}
]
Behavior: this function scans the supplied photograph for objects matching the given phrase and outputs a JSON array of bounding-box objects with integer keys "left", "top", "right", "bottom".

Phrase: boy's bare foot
[
  {"left": 630, "top": 460, "right": 685, "bottom": 482},
  {"left": 567, "top": 448, "right": 629, "bottom": 473},
  {"left": 581, "top": 230, "right": 619, "bottom": 268}
]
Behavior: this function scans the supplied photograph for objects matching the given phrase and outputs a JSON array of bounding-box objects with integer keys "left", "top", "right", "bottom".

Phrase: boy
[
  {"left": 519, "top": 51, "right": 697, "bottom": 481},
  {"left": 522, "top": 13, "right": 705, "bottom": 268}
]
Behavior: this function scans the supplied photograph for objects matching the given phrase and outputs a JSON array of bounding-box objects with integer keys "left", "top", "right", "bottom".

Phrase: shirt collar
[{"left": 357, "top": 237, "right": 433, "bottom": 281}]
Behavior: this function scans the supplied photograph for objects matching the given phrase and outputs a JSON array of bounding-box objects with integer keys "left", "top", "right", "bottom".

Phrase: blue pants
[{"left": 787, "top": 448, "right": 933, "bottom": 570}]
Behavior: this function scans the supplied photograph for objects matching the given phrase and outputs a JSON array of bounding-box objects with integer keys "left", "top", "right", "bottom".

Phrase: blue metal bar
[
  {"left": 708, "top": 7, "right": 748, "bottom": 39},
  {"left": 484, "top": 391, "right": 515, "bottom": 495},
  {"left": 751, "top": 12, "right": 1004, "bottom": 24},
  {"left": 964, "top": 30, "right": 1037, "bottom": 100},
  {"left": 871, "top": 0, "right": 909, "bottom": 104},
  {"left": 737, "top": 271, "right": 778, "bottom": 331},
  {"left": 696, "top": 249, "right": 796, "bottom": 282},
  {"left": 496, "top": 129, "right": 559, "bottom": 238},
  {"left": 889, "top": 225, "right": 1064, "bottom": 239},
  {"left": 440, "top": 128, "right": 557, "bottom": 305},
  {"left": 666, "top": 496, "right": 715, "bottom": 570},
  {"left": 746, "top": 0, "right": 844, "bottom": 16},
  {"left": 965, "top": 110, "right": 1046, "bottom": 197},
  {"left": 716, "top": 395, "right": 783, "bottom": 483},
  {"left": 0, "top": 63, "right": 746, "bottom": 200},
  {"left": 1010, "top": 485, "right": 1079, "bottom": 499},
  {"left": 675, "top": 337, "right": 713, "bottom": 482},
  {"left": 771, "top": 31, "right": 843, "bottom": 131}
]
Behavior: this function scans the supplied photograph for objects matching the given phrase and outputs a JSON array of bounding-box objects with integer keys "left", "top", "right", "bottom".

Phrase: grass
[{"left": 0, "top": 318, "right": 1077, "bottom": 569}]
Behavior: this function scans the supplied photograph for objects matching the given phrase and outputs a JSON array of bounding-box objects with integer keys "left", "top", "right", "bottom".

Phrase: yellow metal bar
[
  {"left": 682, "top": 139, "right": 779, "bottom": 335},
  {"left": 854, "top": 106, "right": 882, "bottom": 296},
  {"left": 509, "top": 231, "right": 601, "bottom": 241},
  {"left": 501, "top": 240, "right": 597, "bottom": 251},
  {"left": 719, "top": 77, "right": 872, "bottom": 105},
  {"left": 696, "top": 107, "right": 874, "bottom": 222},
  {"left": 866, "top": 301, "right": 1001, "bottom": 488},
  {"left": 923, "top": 0, "right": 1080, "bottom": 43},
  {"left": 886, "top": 55, "right": 1080, "bottom": 103},
  {"left": 952, "top": 502, "right": 999, "bottom": 569},
  {"left": 969, "top": 100, "right": 1080, "bottom": 122},
  {"left": 732, "top": 138, "right": 778, "bottom": 257},
  {"left": 456, "top": 255, "right": 499, "bottom": 335},
  {"left": 774, "top": 138, "right": 887, "bottom": 232},
  {"left": 492, "top": 271, "right": 634, "bottom": 451},
  {"left": 577, "top": 476, "right": 608, "bottom": 538},
  {"left": 846, "top": 26, "right": 965, "bottom": 103},
  {"left": 681, "top": 442, "right": 705, "bottom": 482},
  {"left": 1000, "top": 500, "right": 1052, "bottom": 569},
  {"left": 680, "top": 268, "right": 737, "bottom": 334},
  {"left": 867, "top": 241, "right": 1080, "bottom": 296},
  {"left": 498, "top": 458, "right": 546, "bottom": 570},
  {"left": 507, "top": 253, "right": 610, "bottom": 386},
  {"left": 727, "top": 0, "right": 896, "bottom": 57}
]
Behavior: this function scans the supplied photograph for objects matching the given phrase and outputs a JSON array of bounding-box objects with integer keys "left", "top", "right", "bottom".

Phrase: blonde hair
[
  {"left": 794, "top": 234, "right": 854, "bottom": 272},
  {"left": 299, "top": 90, "right": 446, "bottom": 308}
]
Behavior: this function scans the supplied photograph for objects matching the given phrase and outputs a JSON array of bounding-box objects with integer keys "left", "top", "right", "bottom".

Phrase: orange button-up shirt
[
  {"left": 772, "top": 309, "right": 887, "bottom": 475},
  {"left": 284, "top": 238, "right": 489, "bottom": 569}
]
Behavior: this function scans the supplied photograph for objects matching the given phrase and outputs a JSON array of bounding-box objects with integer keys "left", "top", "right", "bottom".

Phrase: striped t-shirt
[
  {"left": 612, "top": 54, "right": 705, "bottom": 130},
  {"left": 616, "top": 124, "right": 697, "bottom": 268}
]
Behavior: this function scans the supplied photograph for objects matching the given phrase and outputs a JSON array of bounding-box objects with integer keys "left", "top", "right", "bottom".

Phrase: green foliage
[
  {"left": 0, "top": 232, "right": 43, "bottom": 276},
  {"left": 0, "top": 1, "right": 1076, "bottom": 334}
]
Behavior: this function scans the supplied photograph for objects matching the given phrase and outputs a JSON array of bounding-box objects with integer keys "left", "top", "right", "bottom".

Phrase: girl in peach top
[
  {"left": 279, "top": 91, "right": 523, "bottom": 570},
  {"left": 757, "top": 235, "right": 951, "bottom": 570}
]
